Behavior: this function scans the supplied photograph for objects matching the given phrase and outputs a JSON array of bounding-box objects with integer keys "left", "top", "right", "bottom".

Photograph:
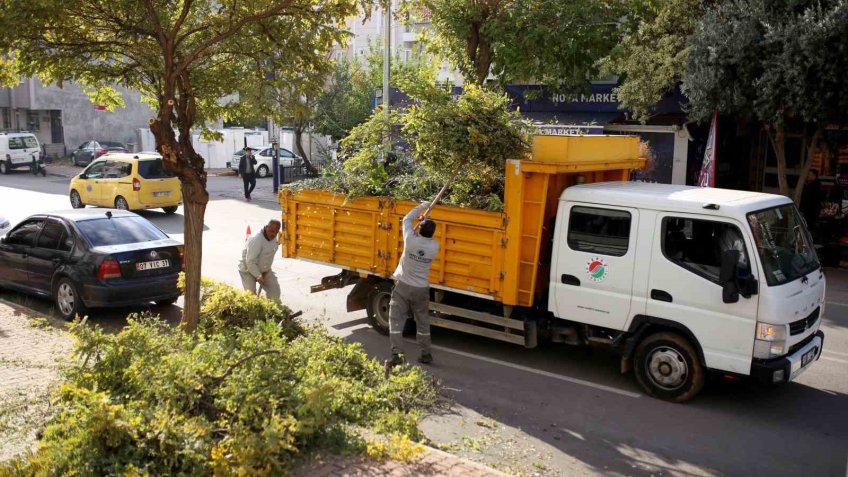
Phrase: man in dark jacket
[{"left": 238, "top": 147, "right": 258, "bottom": 201}]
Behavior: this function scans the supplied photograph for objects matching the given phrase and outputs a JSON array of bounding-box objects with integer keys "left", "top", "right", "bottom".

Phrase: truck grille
[{"left": 789, "top": 307, "right": 819, "bottom": 336}]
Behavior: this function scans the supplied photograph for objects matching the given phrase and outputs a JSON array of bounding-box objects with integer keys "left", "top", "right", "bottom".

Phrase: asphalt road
[{"left": 1, "top": 169, "right": 847, "bottom": 477}]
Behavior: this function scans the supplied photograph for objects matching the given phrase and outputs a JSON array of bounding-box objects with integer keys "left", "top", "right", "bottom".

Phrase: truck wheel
[
  {"left": 634, "top": 332, "right": 705, "bottom": 403},
  {"left": 366, "top": 281, "right": 393, "bottom": 335}
]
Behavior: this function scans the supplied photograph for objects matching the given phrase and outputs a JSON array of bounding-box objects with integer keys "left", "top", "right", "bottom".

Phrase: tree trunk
[
  {"left": 293, "top": 122, "right": 317, "bottom": 174},
  {"left": 767, "top": 123, "right": 789, "bottom": 197},
  {"left": 150, "top": 99, "right": 209, "bottom": 333},
  {"left": 792, "top": 126, "right": 824, "bottom": 205}
]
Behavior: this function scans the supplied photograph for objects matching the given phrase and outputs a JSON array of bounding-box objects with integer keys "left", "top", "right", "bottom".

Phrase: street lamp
[{"left": 272, "top": 139, "right": 280, "bottom": 193}]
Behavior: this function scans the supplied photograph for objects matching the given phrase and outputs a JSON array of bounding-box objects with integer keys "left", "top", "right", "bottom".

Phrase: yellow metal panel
[{"left": 532, "top": 135, "right": 641, "bottom": 164}]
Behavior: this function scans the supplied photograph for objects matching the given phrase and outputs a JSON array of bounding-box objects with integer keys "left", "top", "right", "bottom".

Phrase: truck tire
[
  {"left": 366, "top": 281, "right": 393, "bottom": 335},
  {"left": 634, "top": 332, "right": 705, "bottom": 403}
]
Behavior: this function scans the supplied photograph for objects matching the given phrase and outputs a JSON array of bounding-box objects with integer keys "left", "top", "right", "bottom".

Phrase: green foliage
[
  {"left": 599, "top": 0, "right": 703, "bottom": 121},
  {"left": 683, "top": 0, "right": 848, "bottom": 125},
  {"left": 312, "top": 57, "right": 380, "bottom": 142},
  {"left": 293, "top": 86, "right": 528, "bottom": 211},
  {"left": 403, "top": 85, "right": 531, "bottom": 172},
  {"left": 0, "top": 284, "right": 437, "bottom": 476},
  {"left": 400, "top": 0, "right": 626, "bottom": 89}
]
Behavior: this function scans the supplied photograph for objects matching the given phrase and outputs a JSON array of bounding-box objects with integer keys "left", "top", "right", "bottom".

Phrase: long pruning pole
[{"left": 416, "top": 161, "right": 465, "bottom": 229}]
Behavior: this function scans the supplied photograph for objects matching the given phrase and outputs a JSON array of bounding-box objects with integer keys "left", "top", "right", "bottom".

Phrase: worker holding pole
[{"left": 385, "top": 202, "right": 439, "bottom": 372}]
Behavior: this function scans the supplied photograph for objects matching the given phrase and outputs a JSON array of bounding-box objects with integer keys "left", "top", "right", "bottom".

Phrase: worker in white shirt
[
  {"left": 238, "top": 219, "right": 282, "bottom": 303},
  {"left": 386, "top": 202, "right": 440, "bottom": 371}
]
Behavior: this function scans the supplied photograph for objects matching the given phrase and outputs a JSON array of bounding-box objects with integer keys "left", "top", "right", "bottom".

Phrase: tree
[
  {"left": 0, "top": 0, "right": 369, "bottom": 332},
  {"left": 312, "top": 57, "right": 377, "bottom": 143},
  {"left": 599, "top": 0, "right": 703, "bottom": 121},
  {"left": 683, "top": 0, "right": 848, "bottom": 201},
  {"left": 400, "top": 0, "right": 626, "bottom": 89}
]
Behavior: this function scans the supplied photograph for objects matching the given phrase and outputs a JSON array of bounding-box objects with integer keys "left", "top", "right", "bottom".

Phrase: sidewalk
[
  {"left": 0, "top": 300, "right": 512, "bottom": 476},
  {"left": 293, "top": 448, "right": 514, "bottom": 477}
]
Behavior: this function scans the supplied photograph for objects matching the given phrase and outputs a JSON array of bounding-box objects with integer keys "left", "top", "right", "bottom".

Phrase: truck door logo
[{"left": 586, "top": 257, "right": 609, "bottom": 282}]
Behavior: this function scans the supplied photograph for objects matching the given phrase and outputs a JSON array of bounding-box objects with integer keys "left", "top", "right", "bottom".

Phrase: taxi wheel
[
  {"left": 70, "top": 190, "right": 85, "bottom": 209},
  {"left": 114, "top": 196, "right": 130, "bottom": 210},
  {"left": 256, "top": 165, "right": 269, "bottom": 178},
  {"left": 162, "top": 206, "right": 178, "bottom": 214}
]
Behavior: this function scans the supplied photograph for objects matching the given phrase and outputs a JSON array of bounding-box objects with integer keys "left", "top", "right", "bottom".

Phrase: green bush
[{"left": 1, "top": 283, "right": 438, "bottom": 477}]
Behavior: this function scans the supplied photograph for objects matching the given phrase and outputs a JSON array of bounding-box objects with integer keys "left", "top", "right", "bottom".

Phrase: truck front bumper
[{"left": 750, "top": 330, "right": 824, "bottom": 385}]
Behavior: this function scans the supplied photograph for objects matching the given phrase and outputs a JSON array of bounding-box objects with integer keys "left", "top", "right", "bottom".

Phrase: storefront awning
[{"left": 525, "top": 112, "right": 624, "bottom": 136}]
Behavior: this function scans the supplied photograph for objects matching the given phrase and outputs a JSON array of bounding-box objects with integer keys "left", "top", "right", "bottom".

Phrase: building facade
[{"left": 0, "top": 78, "right": 155, "bottom": 158}]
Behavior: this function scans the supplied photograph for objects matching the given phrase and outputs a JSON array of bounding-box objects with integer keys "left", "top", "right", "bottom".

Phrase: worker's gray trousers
[{"left": 389, "top": 281, "right": 431, "bottom": 356}]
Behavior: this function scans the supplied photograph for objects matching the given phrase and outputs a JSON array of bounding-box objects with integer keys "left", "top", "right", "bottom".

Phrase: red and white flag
[{"left": 697, "top": 111, "right": 718, "bottom": 187}]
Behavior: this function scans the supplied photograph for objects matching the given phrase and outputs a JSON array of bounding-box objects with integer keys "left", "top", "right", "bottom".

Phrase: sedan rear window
[
  {"left": 100, "top": 141, "right": 126, "bottom": 148},
  {"left": 137, "top": 159, "right": 175, "bottom": 179},
  {"left": 76, "top": 217, "right": 167, "bottom": 247}
]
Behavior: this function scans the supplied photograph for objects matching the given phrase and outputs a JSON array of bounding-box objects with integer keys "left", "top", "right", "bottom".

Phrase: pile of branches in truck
[{"left": 286, "top": 85, "right": 532, "bottom": 212}]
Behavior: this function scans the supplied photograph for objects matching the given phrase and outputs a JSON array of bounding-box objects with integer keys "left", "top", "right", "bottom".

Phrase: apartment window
[
  {"left": 27, "top": 111, "right": 40, "bottom": 131},
  {"left": 0, "top": 108, "right": 10, "bottom": 129}
]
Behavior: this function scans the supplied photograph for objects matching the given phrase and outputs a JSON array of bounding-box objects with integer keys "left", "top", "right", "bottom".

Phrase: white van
[
  {"left": 0, "top": 132, "right": 42, "bottom": 174},
  {"left": 550, "top": 183, "right": 824, "bottom": 401}
]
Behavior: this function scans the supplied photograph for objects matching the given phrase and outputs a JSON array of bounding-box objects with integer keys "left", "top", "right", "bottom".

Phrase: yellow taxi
[{"left": 69, "top": 153, "right": 182, "bottom": 213}]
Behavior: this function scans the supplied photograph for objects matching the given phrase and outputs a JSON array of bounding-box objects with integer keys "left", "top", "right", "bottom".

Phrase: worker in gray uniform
[
  {"left": 386, "top": 202, "right": 440, "bottom": 371},
  {"left": 238, "top": 219, "right": 282, "bottom": 303}
]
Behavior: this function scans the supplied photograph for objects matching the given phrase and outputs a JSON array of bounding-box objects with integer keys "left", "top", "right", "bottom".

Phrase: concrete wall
[{"left": 29, "top": 79, "right": 155, "bottom": 152}]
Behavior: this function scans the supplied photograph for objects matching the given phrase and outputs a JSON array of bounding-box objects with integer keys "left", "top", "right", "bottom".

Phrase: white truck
[{"left": 280, "top": 135, "right": 825, "bottom": 402}]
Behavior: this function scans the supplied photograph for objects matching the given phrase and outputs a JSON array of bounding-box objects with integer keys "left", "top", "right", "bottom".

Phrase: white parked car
[
  {"left": 229, "top": 145, "right": 302, "bottom": 178},
  {"left": 0, "top": 132, "right": 41, "bottom": 174},
  {"left": 0, "top": 215, "right": 11, "bottom": 237}
]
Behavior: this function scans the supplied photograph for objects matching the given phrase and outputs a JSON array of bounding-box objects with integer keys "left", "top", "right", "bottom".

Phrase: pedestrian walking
[
  {"left": 238, "top": 219, "right": 282, "bottom": 304},
  {"left": 239, "top": 147, "right": 258, "bottom": 201},
  {"left": 385, "top": 202, "right": 440, "bottom": 373}
]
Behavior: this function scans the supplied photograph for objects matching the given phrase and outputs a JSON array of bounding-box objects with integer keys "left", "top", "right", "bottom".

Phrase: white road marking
[
  {"left": 826, "top": 301, "right": 848, "bottom": 308},
  {"left": 424, "top": 342, "right": 642, "bottom": 399},
  {"left": 821, "top": 356, "right": 848, "bottom": 365},
  {"left": 824, "top": 349, "right": 848, "bottom": 358}
]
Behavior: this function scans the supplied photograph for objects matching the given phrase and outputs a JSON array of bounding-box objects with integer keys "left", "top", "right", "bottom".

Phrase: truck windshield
[{"left": 747, "top": 205, "right": 819, "bottom": 286}]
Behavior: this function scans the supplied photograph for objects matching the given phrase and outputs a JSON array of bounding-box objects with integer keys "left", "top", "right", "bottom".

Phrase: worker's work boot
[
  {"left": 418, "top": 353, "right": 433, "bottom": 365},
  {"left": 384, "top": 354, "right": 404, "bottom": 378}
]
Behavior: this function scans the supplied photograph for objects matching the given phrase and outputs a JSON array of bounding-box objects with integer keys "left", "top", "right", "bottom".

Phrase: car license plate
[
  {"left": 153, "top": 191, "right": 171, "bottom": 197},
  {"left": 801, "top": 346, "right": 818, "bottom": 368},
  {"left": 136, "top": 259, "right": 170, "bottom": 271}
]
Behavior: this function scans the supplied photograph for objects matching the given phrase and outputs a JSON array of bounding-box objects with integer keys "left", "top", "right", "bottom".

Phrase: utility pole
[{"left": 382, "top": 2, "right": 391, "bottom": 115}]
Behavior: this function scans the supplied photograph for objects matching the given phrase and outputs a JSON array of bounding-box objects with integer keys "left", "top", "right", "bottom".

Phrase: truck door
[
  {"left": 551, "top": 204, "right": 638, "bottom": 330},
  {"left": 645, "top": 214, "right": 760, "bottom": 374}
]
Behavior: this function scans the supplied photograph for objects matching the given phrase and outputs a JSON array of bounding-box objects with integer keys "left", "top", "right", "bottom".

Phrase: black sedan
[
  {"left": 0, "top": 210, "right": 182, "bottom": 320},
  {"left": 70, "top": 141, "right": 129, "bottom": 166}
]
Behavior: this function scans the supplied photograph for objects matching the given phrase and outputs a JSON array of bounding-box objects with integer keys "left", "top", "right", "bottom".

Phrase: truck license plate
[
  {"left": 136, "top": 259, "right": 170, "bottom": 271},
  {"left": 801, "top": 346, "right": 818, "bottom": 368},
  {"left": 153, "top": 191, "right": 171, "bottom": 197}
]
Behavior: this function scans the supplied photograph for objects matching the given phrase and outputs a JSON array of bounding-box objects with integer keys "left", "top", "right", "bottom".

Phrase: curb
[{"left": 424, "top": 446, "right": 515, "bottom": 477}]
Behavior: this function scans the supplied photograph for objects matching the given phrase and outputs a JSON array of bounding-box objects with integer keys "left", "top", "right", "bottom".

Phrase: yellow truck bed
[{"left": 279, "top": 135, "right": 644, "bottom": 308}]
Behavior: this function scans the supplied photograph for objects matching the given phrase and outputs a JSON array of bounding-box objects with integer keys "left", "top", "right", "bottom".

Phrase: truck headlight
[{"left": 753, "top": 322, "right": 788, "bottom": 359}]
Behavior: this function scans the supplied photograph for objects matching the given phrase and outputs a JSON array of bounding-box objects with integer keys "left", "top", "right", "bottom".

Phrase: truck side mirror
[{"left": 720, "top": 250, "right": 740, "bottom": 303}]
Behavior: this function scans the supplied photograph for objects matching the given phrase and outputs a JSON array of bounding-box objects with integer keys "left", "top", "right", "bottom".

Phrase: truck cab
[{"left": 550, "top": 182, "right": 824, "bottom": 401}]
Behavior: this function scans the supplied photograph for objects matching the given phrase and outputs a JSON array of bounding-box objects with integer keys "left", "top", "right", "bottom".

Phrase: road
[{"left": 1, "top": 169, "right": 847, "bottom": 477}]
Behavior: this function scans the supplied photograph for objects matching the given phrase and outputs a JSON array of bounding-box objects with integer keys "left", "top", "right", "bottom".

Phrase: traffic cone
[{"left": 245, "top": 225, "right": 252, "bottom": 242}]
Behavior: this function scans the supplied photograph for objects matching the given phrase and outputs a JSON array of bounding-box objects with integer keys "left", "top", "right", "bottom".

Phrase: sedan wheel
[
  {"left": 115, "top": 196, "right": 130, "bottom": 210},
  {"left": 256, "top": 165, "right": 269, "bottom": 178},
  {"left": 54, "top": 278, "right": 86, "bottom": 321}
]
